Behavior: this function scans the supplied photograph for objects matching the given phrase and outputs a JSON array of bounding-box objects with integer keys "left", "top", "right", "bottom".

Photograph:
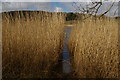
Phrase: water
[
  {"left": 62, "top": 27, "right": 73, "bottom": 74},
  {"left": 51, "top": 26, "right": 73, "bottom": 78}
]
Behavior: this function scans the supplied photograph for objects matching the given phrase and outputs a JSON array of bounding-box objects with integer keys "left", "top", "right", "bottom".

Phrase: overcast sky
[{"left": 0, "top": 0, "right": 120, "bottom": 17}]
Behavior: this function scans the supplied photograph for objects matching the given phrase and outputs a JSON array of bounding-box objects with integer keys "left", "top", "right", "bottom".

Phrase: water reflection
[
  {"left": 51, "top": 27, "right": 73, "bottom": 78},
  {"left": 63, "top": 27, "right": 73, "bottom": 74}
]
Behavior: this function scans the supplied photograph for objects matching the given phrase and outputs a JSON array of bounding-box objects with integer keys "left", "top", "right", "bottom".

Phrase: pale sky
[
  {"left": 0, "top": 0, "right": 120, "bottom": 17},
  {"left": 0, "top": 0, "right": 120, "bottom": 2}
]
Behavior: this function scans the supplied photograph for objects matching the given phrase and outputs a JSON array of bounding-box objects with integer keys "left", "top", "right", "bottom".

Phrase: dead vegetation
[
  {"left": 2, "top": 11, "right": 65, "bottom": 78},
  {"left": 68, "top": 17, "right": 119, "bottom": 78}
]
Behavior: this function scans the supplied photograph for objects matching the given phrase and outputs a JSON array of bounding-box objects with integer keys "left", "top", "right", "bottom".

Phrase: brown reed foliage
[
  {"left": 68, "top": 17, "right": 119, "bottom": 78},
  {"left": 2, "top": 11, "right": 65, "bottom": 78}
]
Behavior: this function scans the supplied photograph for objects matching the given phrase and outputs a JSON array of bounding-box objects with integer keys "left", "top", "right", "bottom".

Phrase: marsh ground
[{"left": 2, "top": 11, "right": 119, "bottom": 79}]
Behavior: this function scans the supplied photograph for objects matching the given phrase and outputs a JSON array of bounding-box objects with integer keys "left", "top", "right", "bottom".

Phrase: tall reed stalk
[
  {"left": 68, "top": 17, "right": 119, "bottom": 78},
  {"left": 2, "top": 11, "right": 65, "bottom": 78}
]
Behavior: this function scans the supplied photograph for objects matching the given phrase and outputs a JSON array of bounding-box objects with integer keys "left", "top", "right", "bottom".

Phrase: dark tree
[{"left": 66, "top": 12, "right": 78, "bottom": 21}]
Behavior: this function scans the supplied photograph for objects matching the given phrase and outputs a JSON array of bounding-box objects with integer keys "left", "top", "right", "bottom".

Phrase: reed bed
[
  {"left": 68, "top": 17, "right": 119, "bottom": 78},
  {"left": 2, "top": 11, "right": 65, "bottom": 78}
]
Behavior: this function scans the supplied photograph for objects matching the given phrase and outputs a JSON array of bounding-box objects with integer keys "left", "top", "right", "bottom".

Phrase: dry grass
[
  {"left": 2, "top": 11, "right": 65, "bottom": 78},
  {"left": 68, "top": 17, "right": 119, "bottom": 78}
]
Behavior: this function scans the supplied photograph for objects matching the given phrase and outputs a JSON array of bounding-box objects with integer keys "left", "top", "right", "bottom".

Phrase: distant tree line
[{"left": 66, "top": 12, "right": 79, "bottom": 21}]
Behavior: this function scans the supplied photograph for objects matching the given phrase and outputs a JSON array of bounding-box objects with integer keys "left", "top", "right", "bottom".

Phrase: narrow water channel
[
  {"left": 51, "top": 26, "right": 73, "bottom": 78},
  {"left": 62, "top": 27, "right": 73, "bottom": 75}
]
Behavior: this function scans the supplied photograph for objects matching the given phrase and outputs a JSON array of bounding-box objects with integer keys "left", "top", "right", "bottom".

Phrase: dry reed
[
  {"left": 68, "top": 17, "right": 119, "bottom": 78},
  {"left": 2, "top": 11, "right": 65, "bottom": 78}
]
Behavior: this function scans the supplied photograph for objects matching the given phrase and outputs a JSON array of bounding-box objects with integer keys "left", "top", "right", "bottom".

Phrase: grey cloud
[
  {"left": 97, "top": 2, "right": 118, "bottom": 17},
  {"left": 2, "top": 2, "right": 51, "bottom": 12},
  {"left": 62, "top": 2, "right": 119, "bottom": 17},
  {"left": 1, "top": 2, "right": 120, "bottom": 17}
]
